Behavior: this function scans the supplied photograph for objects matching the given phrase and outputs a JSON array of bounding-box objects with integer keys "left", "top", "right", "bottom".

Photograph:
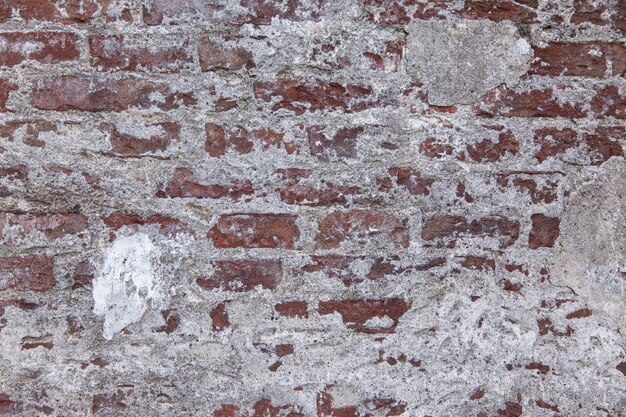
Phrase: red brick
[
  {"left": 566, "top": 308, "right": 592, "bottom": 319},
  {"left": 73, "top": 261, "right": 94, "bottom": 290},
  {"left": 0, "top": 0, "right": 126, "bottom": 23},
  {"left": 479, "top": 84, "right": 626, "bottom": 119},
  {"left": 307, "top": 125, "right": 363, "bottom": 161},
  {"left": 583, "top": 126, "right": 625, "bottom": 165},
  {"left": 420, "top": 138, "right": 454, "bottom": 158},
  {"left": 89, "top": 35, "right": 193, "bottom": 72},
  {"left": 205, "top": 123, "right": 228, "bottom": 157},
  {"left": 458, "top": 0, "right": 538, "bottom": 23},
  {"left": 530, "top": 42, "right": 626, "bottom": 77},
  {"left": 0, "top": 256, "right": 55, "bottom": 292},
  {"left": 254, "top": 79, "right": 375, "bottom": 114},
  {"left": 364, "top": 0, "right": 452, "bottom": 24},
  {"left": 276, "top": 167, "right": 359, "bottom": 207},
  {"left": 0, "top": 165, "right": 28, "bottom": 180},
  {"left": 318, "top": 298, "right": 411, "bottom": 333},
  {"left": 199, "top": 39, "right": 254, "bottom": 71},
  {"left": 0, "top": 79, "right": 17, "bottom": 112},
  {"left": 461, "top": 256, "right": 496, "bottom": 271},
  {"left": 367, "top": 256, "right": 446, "bottom": 280},
  {"left": 0, "top": 393, "right": 21, "bottom": 414},
  {"left": 92, "top": 390, "right": 128, "bottom": 414},
  {"left": 197, "top": 259, "right": 282, "bottom": 292},
  {"left": 476, "top": 85, "right": 586, "bottom": 118},
  {"left": 466, "top": 129, "right": 519, "bottom": 162},
  {"left": 158, "top": 167, "right": 254, "bottom": 200},
  {"left": 155, "top": 309, "right": 179, "bottom": 334},
  {"left": 274, "top": 301, "right": 308, "bottom": 318},
  {"left": 248, "top": 399, "right": 303, "bottom": 417},
  {"left": 101, "top": 122, "right": 179, "bottom": 156},
  {"left": 534, "top": 127, "right": 578, "bottom": 162},
  {"left": 497, "top": 402, "right": 523, "bottom": 417},
  {"left": 316, "top": 210, "right": 409, "bottom": 249},
  {"left": 304, "top": 255, "right": 366, "bottom": 286},
  {"left": 528, "top": 214, "right": 560, "bottom": 249},
  {"left": 422, "top": 215, "right": 520, "bottom": 249},
  {"left": 590, "top": 85, "right": 626, "bottom": 119},
  {"left": 0, "top": 120, "right": 58, "bottom": 148},
  {"left": 209, "top": 214, "right": 299, "bottom": 249},
  {"left": 0, "top": 33, "right": 79, "bottom": 67},
  {"left": 378, "top": 167, "right": 435, "bottom": 196},
  {"left": 205, "top": 123, "right": 296, "bottom": 157},
  {"left": 305, "top": 254, "right": 445, "bottom": 286},
  {"left": 511, "top": 178, "right": 558, "bottom": 204},
  {"left": 571, "top": 0, "right": 608, "bottom": 26},
  {"left": 536, "top": 399, "right": 559, "bottom": 412},
  {"left": 213, "top": 404, "right": 239, "bottom": 417},
  {"left": 0, "top": 212, "right": 88, "bottom": 241},
  {"left": 210, "top": 302, "right": 230, "bottom": 330},
  {"left": 31, "top": 76, "right": 197, "bottom": 112},
  {"left": 103, "top": 212, "right": 191, "bottom": 236}
]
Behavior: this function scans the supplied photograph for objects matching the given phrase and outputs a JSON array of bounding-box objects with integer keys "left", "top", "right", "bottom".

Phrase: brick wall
[{"left": 0, "top": 0, "right": 625, "bottom": 416}]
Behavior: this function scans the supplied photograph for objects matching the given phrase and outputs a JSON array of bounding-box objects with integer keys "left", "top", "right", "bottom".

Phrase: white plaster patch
[{"left": 93, "top": 233, "right": 165, "bottom": 340}]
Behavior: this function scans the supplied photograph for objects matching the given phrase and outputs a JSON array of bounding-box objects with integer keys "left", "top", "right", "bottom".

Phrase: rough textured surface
[
  {"left": 0, "top": 0, "right": 625, "bottom": 416},
  {"left": 406, "top": 20, "right": 533, "bottom": 106}
]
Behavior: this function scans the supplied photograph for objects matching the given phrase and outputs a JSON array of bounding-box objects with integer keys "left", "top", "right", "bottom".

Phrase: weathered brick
[
  {"left": 0, "top": 165, "right": 28, "bottom": 180},
  {"left": 0, "top": 212, "right": 88, "bottom": 241},
  {"left": 103, "top": 212, "right": 191, "bottom": 236},
  {"left": 31, "top": 76, "right": 197, "bottom": 112},
  {"left": 316, "top": 210, "right": 409, "bottom": 249},
  {"left": 378, "top": 167, "right": 435, "bottom": 196},
  {"left": 0, "top": 393, "right": 21, "bottom": 414},
  {"left": 205, "top": 123, "right": 296, "bottom": 157},
  {"left": 278, "top": 185, "right": 358, "bottom": 207},
  {"left": 308, "top": 125, "right": 363, "bottom": 161},
  {"left": 0, "top": 33, "right": 79, "bottom": 67},
  {"left": 420, "top": 138, "right": 454, "bottom": 158},
  {"left": 158, "top": 167, "right": 254, "bottom": 200},
  {"left": 274, "top": 301, "right": 308, "bottom": 318},
  {"left": 209, "top": 214, "right": 299, "bottom": 249},
  {"left": 364, "top": 0, "right": 452, "bottom": 24},
  {"left": 199, "top": 40, "right": 254, "bottom": 71},
  {"left": 477, "top": 84, "right": 626, "bottom": 119},
  {"left": 530, "top": 42, "right": 626, "bottom": 77},
  {"left": 197, "top": 259, "right": 282, "bottom": 292},
  {"left": 0, "top": 119, "right": 58, "bottom": 148},
  {"left": 254, "top": 79, "right": 375, "bottom": 114},
  {"left": 0, "top": 256, "right": 55, "bottom": 292},
  {"left": 89, "top": 35, "right": 193, "bottom": 72},
  {"left": 534, "top": 127, "right": 578, "bottom": 162},
  {"left": 0, "top": 79, "right": 17, "bottom": 112},
  {"left": 101, "top": 122, "right": 179, "bottom": 156},
  {"left": 528, "top": 214, "right": 560, "bottom": 249},
  {"left": 422, "top": 215, "right": 520, "bottom": 249},
  {"left": 210, "top": 302, "right": 230, "bottom": 331},
  {"left": 461, "top": 256, "right": 496, "bottom": 271},
  {"left": 318, "top": 298, "right": 411, "bottom": 333},
  {"left": 457, "top": 0, "right": 538, "bottom": 23},
  {"left": 72, "top": 261, "right": 94, "bottom": 290},
  {"left": 0, "top": 0, "right": 128, "bottom": 23},
  {"left": 466, "top": 129, "right": 519, "bottom": 162},
  {"left": 583, "top": 126, "right": 625, "bottom": 165}
]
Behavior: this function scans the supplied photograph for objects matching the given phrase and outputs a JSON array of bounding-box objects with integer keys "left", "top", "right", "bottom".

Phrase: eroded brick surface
[{"left": 0, "top": 0, "right": 624, "bottom": 416}]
